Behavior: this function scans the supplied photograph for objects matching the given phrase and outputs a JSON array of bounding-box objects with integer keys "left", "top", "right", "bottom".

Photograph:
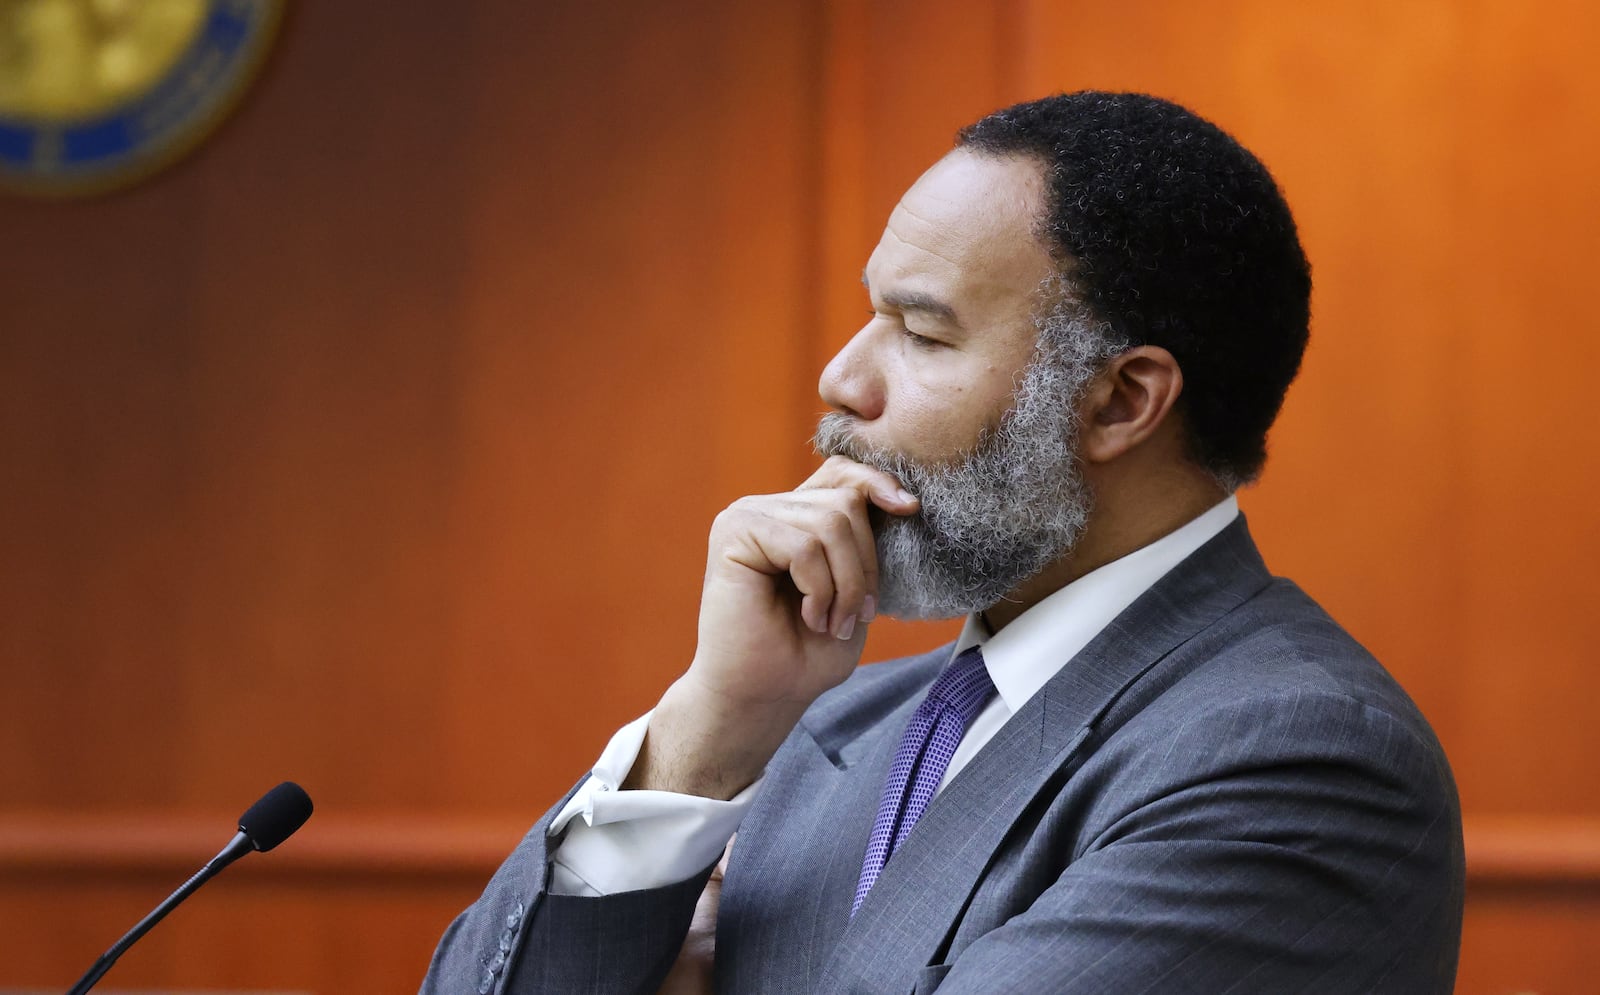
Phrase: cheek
[{"left": 891, "top": 361, "right": 1015, "bottom": 458}]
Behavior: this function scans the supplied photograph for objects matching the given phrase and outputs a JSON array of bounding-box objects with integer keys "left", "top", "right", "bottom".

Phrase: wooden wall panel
[
  {"left": 3, "top": 1, "right": 1597, "bottom": 992},
  {"left": 1011, "top": 1, "right": 1600, "bottom": 991},
  {"left": 0, "top": 0, "right": 823, "bottom": 990}
]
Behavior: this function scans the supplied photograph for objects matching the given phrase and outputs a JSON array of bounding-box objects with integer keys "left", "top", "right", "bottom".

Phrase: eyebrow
[{"left": 861, "top": 271, "right": 961, "bottom": 327}]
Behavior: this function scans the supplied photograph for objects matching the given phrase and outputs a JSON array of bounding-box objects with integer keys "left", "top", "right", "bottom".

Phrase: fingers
[
  {"left": 717, "top": 486, "right": 883, "bottom": 639},
  {"left": 708, "top": 454, "right": 921, "bottom": 642},
  {"left": 740, "top": 512, "right": 866, "bottom": 639},
  {"left": 784, "top": 493, "right": 877, "bottom": 625},
  {"left": 800, "top": 455, "right": 920, "bottom": 517}
]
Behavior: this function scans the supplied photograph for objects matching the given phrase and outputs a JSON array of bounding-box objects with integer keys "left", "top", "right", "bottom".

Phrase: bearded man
[{"left": 424, "top": 92, "right": 1464, "bottom": 994}]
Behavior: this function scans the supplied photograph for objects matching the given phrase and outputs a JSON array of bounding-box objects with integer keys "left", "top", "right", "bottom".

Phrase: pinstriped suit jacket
[{"left": 423, "top": 518, "right": 1464, "bottom": 993}]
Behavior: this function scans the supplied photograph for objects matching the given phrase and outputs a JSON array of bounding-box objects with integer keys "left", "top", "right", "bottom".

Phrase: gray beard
[{"left": 812, "top": 335, "right": 1103, "bottom": 620}]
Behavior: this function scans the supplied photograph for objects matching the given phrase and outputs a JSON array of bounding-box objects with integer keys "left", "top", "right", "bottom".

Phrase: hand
[
  {"left": 625, "top": 456, "right": 919, "bottom": 798},
  {"left": 689, "top": 455, "right": 918, "bottom": 711}
]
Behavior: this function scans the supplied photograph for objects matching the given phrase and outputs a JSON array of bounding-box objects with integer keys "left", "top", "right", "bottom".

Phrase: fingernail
[
  {"left": 861, "top": 594, "right": 877, "bottom": 622},
  {"left": 835, "top": 614, "right": 857, "bottom": 640},
  {"left": 897, "top": 488, "right": 917, "bottom": 504}
]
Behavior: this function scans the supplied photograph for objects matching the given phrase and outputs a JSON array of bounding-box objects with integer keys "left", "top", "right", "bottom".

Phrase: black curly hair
[{"left": 958, "top": 91, "right": 1311, "bottom": 489}]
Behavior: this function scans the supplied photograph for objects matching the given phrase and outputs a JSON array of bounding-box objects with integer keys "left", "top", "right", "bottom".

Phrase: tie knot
[{"left": 923, "top": 646, "right": 995, "bottom": 724}]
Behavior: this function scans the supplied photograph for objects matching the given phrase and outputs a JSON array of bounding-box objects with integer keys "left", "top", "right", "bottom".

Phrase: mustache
[
  {"left": 812, "top": 412, "right": 966, "bottom": 480},
  {"left": 812, "top": 413, "right": 898, "bottom": 473},
  {"left": 812, "top": 412, "right": 1003, "bottom": 491}
]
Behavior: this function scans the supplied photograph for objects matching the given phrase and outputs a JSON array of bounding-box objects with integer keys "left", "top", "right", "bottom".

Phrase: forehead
[{"left": 866, "top": 150, "right": 1053, "bottom": 320}]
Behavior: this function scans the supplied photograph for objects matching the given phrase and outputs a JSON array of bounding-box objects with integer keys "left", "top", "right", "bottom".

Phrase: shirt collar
[{"left": 953, "top": 495, "right": 1240, "bottom": 713}]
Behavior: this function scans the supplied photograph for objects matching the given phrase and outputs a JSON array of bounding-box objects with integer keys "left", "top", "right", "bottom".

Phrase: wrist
[{"left": 622, "top": 678, "right": 801, "bottom": 799}]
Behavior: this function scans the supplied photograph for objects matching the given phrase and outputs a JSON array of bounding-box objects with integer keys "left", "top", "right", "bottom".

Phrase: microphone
[{"left": 66, "top": 781, "right": 314, "bottom": 995}]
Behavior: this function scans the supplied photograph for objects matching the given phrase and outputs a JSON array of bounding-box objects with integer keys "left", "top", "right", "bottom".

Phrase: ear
[{"left": 1078, "top": 346, "right": 1184, "bottom": 464}]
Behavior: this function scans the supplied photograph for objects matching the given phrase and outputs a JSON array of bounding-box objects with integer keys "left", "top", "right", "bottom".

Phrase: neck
[{"left": 982, "top": 466, "right": 1227, "bottom": 632}]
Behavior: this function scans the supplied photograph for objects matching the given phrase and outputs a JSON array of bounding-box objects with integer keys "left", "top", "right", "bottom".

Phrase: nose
[{"left": 818, "top": 323, "right": 884, "bottom": 421}]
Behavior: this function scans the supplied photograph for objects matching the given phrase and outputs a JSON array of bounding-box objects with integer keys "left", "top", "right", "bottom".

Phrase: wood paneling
[
  {"left": 0, "top": 1, "right": 825, "bottom": 989},
  {"left": 2, "top": 0, "right": 1596, "bottom": 991},
  {"left": 3, "top": 811, "right": 1595, "bottom": 991},
  {"left": 1010, "top": 2, "right": 1600, "bottom": 990},
  {"left": 6, "top": 811, "right": 1597, "bottom": 884}
]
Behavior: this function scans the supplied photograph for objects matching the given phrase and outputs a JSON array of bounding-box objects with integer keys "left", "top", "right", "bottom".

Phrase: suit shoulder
[
  {"left": 1081, "top": 579, "right": 1461, "bottom": 844},
  {"left": 1176, "top": 575, "right": 1433, "bottom": 732}
]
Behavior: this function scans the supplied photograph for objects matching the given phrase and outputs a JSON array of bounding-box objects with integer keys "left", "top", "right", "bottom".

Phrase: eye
[{"left": 866, "top": 308, "right": 943, "bottom": 349}]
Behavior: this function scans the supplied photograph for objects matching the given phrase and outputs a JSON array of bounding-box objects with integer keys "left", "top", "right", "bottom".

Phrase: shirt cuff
[{"left": 547, "top": 710, "right": 763, "bottom": 896}]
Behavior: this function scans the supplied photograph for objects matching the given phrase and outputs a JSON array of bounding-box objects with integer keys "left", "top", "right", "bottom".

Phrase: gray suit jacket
[{"left": 423, "top": 519, "right": 1464, "bottom": 993}]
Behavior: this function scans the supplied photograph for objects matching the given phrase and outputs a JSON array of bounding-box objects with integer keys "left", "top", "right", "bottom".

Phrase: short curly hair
[{"left": 958, "top": 91, "right": 1311, "bottom": 490}]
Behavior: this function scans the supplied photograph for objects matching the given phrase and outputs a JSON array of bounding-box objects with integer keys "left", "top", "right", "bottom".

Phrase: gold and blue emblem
[{"left": 0, "top": 0, "right": 282, "bottom": 197}]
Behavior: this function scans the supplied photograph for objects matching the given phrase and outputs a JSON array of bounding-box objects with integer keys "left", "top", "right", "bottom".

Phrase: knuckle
[
  {"left": 823, "top": 487, "right": 860, "bottom": 511},
  {"left": 821, "top": 509, "right": 854, "bottom": 538},
  {"left": 719, "top": 495, "right": 779, "bottom": 527},
  {"left": 835, "top": 574, "right": 865, "bottom": 602},
  {"left": 712, "top": 504, "right": 751, "bottom": 534}
]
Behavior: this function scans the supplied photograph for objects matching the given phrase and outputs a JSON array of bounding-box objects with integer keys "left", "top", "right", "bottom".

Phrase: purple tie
[{"left": 852, "top": 646, "right": 996, "bottom": 917}]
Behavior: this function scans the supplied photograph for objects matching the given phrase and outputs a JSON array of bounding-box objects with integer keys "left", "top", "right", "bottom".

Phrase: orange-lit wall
[{"left": 3, "top": 2, "right": 1596, "bottom": 991}]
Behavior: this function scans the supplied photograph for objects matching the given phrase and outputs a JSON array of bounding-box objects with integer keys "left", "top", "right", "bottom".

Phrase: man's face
[
  {"left": 815, "top": 151, "right": 1110, "bottom": 619},
  {"left": 818, "top": 150, "right": 1056, "bottom": 462}
]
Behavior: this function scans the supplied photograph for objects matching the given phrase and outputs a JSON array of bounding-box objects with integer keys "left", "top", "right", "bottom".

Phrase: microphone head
[{"left": 238, "top": 781, "right": 313, "bottom": 852}]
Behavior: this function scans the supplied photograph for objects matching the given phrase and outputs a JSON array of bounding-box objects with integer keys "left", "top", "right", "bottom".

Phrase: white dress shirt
[{"left": 548, "top": 496, "right": 1240, "bottom": 896}]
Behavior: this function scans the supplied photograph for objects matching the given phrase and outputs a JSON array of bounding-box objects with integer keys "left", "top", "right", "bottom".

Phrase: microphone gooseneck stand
[
  {"left": 64, "top": 781, "right": 314, "bottom": 995},
  {"left": 67, "top": 832, "right": 254, "bottom": 995}
]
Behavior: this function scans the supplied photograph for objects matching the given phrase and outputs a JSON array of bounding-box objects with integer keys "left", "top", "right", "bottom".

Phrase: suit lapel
[
  {"left": 818, "top": 517, "right": 1273, "bottom": 991},
  {"left": 714, "top": 649, "right": 946, "bottom": 993}
]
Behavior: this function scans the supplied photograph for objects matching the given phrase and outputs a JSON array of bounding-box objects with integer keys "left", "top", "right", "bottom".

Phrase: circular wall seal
[{"left": 0, "top": 0, "right": 283, "bottom": 197}]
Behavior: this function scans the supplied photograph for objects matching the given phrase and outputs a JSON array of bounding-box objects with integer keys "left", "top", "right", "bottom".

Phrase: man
[{"left": 424, "top": 92, "right": 1464, "bottom": 994}]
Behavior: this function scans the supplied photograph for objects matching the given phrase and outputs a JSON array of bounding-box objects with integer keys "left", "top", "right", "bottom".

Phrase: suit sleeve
[
  {"left": 928, "top": 690, "right": 1465, "bottom": 994},
  {"left": 419, "top": 782, "right": 718, "bottom": 995},
  {"left": 547, "top": 711, "right": 755, "bottom": 897}
]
